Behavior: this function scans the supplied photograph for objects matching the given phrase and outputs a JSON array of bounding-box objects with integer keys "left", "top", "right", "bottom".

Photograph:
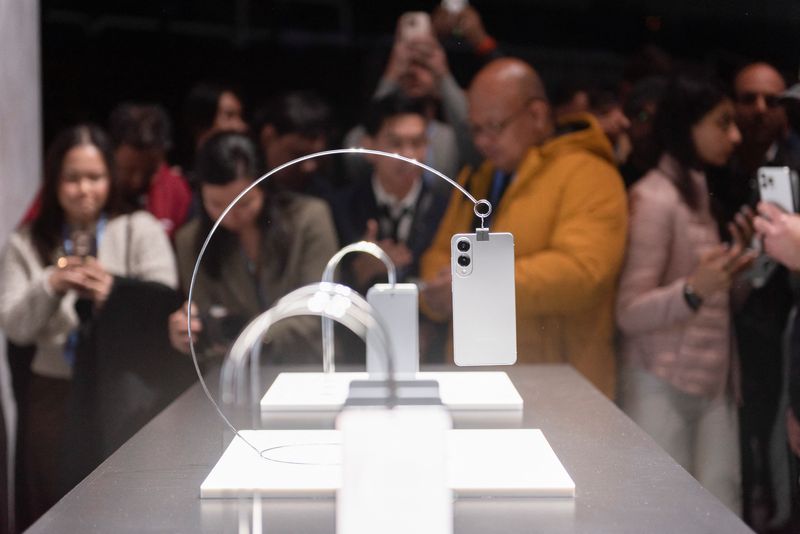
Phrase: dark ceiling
[{"left": 41, "top": 0, "right": 800, "bottom": 163}]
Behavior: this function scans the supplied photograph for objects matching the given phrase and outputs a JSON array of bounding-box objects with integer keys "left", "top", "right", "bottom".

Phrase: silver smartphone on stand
[{"left": 451, "top": 232, "right": 516, "bottom": 366}]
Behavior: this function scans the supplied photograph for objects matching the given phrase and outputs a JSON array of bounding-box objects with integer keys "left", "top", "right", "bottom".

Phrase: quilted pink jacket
[{"left": 616, "top": 155, "right": 732, "bottom": 397}]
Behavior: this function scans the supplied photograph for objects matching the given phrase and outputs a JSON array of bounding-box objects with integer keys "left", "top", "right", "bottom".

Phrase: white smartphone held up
[
  {"left": 441, "top": 0, "right": 468, "bottom": 14},
  {"left": 743, "top": 166, "right": 798, "bottom": 288},
  {"left": 450, "top": 232, "right": 516, "bottom": 366},
  {"left": 758, "top": 166, "right": 797, "bottom": 213},
  {"left": 398, "top": 11, "right": 432, "bottom": 41}
]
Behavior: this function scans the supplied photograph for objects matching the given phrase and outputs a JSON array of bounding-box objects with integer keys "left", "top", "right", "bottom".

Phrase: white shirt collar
[{"left": 371, "top": 176, "right": 422, "bottom": 216}]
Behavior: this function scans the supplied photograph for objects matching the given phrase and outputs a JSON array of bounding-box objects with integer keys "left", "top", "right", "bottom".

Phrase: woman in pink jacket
[{"left": 616, "top": 72, "right": 755, "bottom": 514}]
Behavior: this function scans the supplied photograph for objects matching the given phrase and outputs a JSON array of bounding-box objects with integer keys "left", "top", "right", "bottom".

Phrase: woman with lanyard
[
  {"left": 0, "top": 124, "right": 178, "bottom": 526},
  {"left": 168, "top": 131, "right": 338, "bottom": 365}
]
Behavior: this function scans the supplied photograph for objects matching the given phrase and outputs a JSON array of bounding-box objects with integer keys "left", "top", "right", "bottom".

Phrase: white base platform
[
  {"left": 201, "top": 429, "right": 574, "bottom": 499},
  {"left": 259, "top": 372, "right": 523, "bottom": 428}
]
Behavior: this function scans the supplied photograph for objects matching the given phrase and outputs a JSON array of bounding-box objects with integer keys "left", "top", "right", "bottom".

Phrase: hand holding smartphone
[
  {"left": 743, "top": 167, "right": 798, "bottom": 287},
  {"left": 450, "top": 232, "right": 516, "bottom": 366},
  {"left": 441, "top": 0, "right": 468, "bottom": 14},
  {"left": 398, "top": 12, "right": 432, "bottom": 41},
  {"left": 758, "top": 166, "right": 797, "bottom": 214}
]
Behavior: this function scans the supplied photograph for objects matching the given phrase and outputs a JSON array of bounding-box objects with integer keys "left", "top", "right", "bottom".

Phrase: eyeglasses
[
  {"left": 469, "top": 99, "right": 535, "bottom": 140},
  {"left": 736, "top": 91, "right": 781, "bottom": 109}
]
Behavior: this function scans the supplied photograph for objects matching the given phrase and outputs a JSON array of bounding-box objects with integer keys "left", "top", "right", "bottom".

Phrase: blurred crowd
[{"left": 4, "top": 4, "right": 800, "bottom": 533}]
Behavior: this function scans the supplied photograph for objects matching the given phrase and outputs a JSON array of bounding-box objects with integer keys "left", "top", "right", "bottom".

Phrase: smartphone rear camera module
[{"left": 453, "top": 235, "right": 473, "bottom": 276}]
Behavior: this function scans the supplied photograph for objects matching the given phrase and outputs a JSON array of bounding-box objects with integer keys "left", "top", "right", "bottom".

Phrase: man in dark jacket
[
  {"left": 332, "top": 93, "right": 448, "bottom": 289},
  {"left": 332, "top": 93, "right": 450, "bottom": 362}
]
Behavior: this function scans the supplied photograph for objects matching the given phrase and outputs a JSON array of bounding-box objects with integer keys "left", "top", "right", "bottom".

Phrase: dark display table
[{"left": 26, "top": 364, "right": 753, "bottom": 533}]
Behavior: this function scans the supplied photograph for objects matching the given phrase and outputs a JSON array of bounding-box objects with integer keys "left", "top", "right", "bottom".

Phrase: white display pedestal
[
  {"left": 260, "top": 372, "right": 523, "bottom": 428},
  {"left": 200, "top": 429, "right": 575, "bottom": 499}
]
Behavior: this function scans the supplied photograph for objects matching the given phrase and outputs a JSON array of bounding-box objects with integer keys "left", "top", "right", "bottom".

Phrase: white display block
[
  {"left": 338, "top": 406, "right": 452, "bottom": 534},
  {"left": 200, "top": 428, "right": 574, "bottom": 499},
  {"left": 260, "top": 372, "right": 523, "bottom": 428}
]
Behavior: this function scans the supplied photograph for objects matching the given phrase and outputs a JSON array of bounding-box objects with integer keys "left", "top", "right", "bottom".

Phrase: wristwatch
[{"left": 683, "top": 283, "right": 703, "bottom": 311}]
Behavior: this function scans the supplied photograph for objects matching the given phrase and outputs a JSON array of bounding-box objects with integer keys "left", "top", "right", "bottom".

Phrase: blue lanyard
[
  {"left": 62, "top": 213, "right": 108, "bottom": 367},
  {"left": 489, "top": 170, "right": 512, "bottom": 209}
]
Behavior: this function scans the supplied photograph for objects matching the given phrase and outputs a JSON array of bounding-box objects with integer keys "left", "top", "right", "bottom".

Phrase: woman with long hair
[
  {"left": 616, "top": 72, "right": 755, "bottom": 514},
  {"left": 0, "top": 124, "right": 177, "bottom": 525},
  {"left": 167, "top": 131, "right": 338, "bottom": 363}
]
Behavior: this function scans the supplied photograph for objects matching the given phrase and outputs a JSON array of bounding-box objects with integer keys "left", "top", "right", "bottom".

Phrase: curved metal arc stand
[
  {"left": 189, "top": 149, "right": 491, "bottom": 391},
  {"left": 217, "top": 283, "right": 396, "bottom": 452},
  {"left": 221, "top": 282, "right": 395, "bottom": 406},
  {"left": 185, "top": 148, "right": 493, "bottom": 454},
  {"left": 320, "top": 240, "right": 397, "bottom": 374}
]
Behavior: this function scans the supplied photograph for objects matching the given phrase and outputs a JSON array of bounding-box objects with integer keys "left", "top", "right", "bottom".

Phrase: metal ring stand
[{"left": 186, "top": 148, "right": 494, "bottom": 453}]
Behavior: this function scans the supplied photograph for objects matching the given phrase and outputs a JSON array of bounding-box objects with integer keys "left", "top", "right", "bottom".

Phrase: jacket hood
[{"left": 539, "top": 112, "right": 616, "bottom": 165}]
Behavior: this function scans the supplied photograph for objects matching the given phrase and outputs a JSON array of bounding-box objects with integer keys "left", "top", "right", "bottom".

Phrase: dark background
[{"left": 42, "top": 0, "right": 800, "bottom": 166}]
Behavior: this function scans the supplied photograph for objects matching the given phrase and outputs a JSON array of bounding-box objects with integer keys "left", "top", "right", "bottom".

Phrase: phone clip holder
[
  {"left": 474, "top": 199, "right": 492, "bottom": 241},
  {"left": 321, "top": 241, "right": 419, "bottom": 377}
]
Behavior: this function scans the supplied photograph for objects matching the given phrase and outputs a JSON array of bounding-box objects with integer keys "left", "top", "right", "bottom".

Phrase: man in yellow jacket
[{"left": 420, "top": 58, "right": 628, "bottom": 398}]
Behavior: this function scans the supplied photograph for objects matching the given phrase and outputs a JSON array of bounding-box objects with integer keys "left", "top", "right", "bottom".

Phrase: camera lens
[
  {"left": 457, "top": 239, "right": 470, "bottom": 252},
  {"left": 457, "top": 255, "right": 471, "bottom": 267}
]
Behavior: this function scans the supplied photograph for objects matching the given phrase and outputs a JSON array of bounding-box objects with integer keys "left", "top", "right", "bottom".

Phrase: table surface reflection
[{"left": 26, "top": 364, "right": 752, "bottom": 533}]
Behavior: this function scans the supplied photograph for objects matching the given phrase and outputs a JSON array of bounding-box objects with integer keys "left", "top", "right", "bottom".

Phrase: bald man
[{"left": 420, "top": 58, "right": 628, "bottom": 398}]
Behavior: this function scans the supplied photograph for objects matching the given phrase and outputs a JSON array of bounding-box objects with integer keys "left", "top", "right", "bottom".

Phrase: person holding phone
[
  {"left": 706, "top": 62, "right": 800, "bottom": 528},
  {"left": 616, "top": 72, "right": 756, "bottom": 515},
  {"left": 754, "top": 203, "right": 800, "bottom": 470},
  {"left": 0, "top": 124, "right": 177, "bottom": 527},
  {"left": 420, "top": 58, "right": 628, "bottom": 397},
  {"left": 344, "top": 10, "right": 479, "bottom": 191},
  {"left": 168, "top": 132, "right": 338, "bottom": 363}
]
